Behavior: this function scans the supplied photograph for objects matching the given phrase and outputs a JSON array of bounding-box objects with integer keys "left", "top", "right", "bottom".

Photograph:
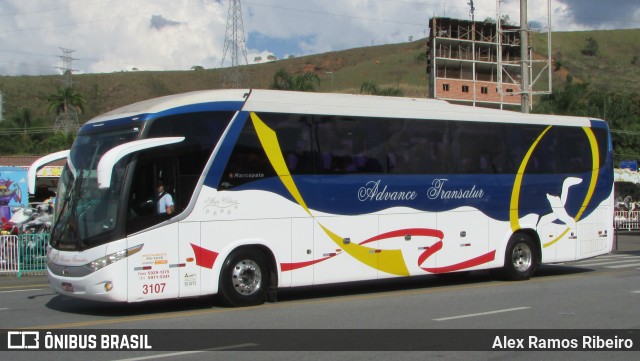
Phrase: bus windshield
[{"left": 51, "top": 127, "right": 140, "bottom": 250}]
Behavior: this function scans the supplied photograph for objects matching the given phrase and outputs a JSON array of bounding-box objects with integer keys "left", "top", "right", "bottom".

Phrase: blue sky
[{"left": 0, "top": 0, "right": 638, "bottom": 76}]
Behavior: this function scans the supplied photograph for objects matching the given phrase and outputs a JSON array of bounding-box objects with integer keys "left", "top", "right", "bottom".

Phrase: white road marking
[
  {"left": 577, "top": 255, "right": 634, "bottom": 261},
  {"left": 433, "top": 307, "right": 531, "bottom": 321},
  {"left": 0, "top": 288, "right": 43, "bottom": 294},
  {"left": 605, "top": 262, "right": 640, "bottom": 269},
  {"left": 571, "top": 259, "right": 640, "bottom": 267}
]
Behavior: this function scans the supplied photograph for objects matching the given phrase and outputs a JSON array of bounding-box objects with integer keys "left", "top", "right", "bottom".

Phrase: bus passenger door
[
  {"left": 125, "top": 156, "right": 180, "bottom": 301},
  {"left": 436, "top": 210, "right": 489, "bottom": 273}
]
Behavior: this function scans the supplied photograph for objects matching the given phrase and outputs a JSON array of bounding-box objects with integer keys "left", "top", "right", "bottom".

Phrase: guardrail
[
  {"left": 0, "top": 234, "right": 49, "bottom": 277},
  {"left": 614, "top": 210, "right": 640, "bottom": 231}
]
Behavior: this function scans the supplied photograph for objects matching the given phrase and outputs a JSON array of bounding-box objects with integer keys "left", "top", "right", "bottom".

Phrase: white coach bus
[{"left": 29, "top": 89, "right": 614, "bottom": 306}]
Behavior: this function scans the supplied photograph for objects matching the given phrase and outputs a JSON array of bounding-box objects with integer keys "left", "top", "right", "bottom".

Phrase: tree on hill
[
  {"left": 12, "top": 107, "right": 33, "bottom": 135},
  {"left": 534, "top": 81, "right": 640, "bottom": 164},
  {"left": 360, "top": 81, "right": 403, "bottom": 96},
  {"left": 47, "top": 86, "right": 86, "bottom": 116},
  {"left": 270, "top": 68, "right": 320, "bottom": 91},
  {"left": 483, "top": 15, "right": 514, "bottom": 26},
  {"left": 581, "top": 36, "right": 599, "bottom": 56}
]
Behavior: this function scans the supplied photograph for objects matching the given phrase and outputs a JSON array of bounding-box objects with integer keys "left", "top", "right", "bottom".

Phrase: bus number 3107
[{"left": 142, "top": 283, "right": 166, "bottom": 295}]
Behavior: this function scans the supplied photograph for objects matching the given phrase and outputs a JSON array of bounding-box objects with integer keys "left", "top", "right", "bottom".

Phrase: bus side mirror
[
  {"left": 28, "top": 150, "right": 70, "bottom": 195},
  {"left": 97, "top": 137, "right": 184, "bottom": 189}
]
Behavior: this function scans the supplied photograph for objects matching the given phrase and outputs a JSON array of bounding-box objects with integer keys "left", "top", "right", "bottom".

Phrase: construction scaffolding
[
  {"left": 427, "top": 8, "right": 551, "bottom": 111},
  {"left": 427, "top": 17, "right": 521, "bottom": 109}
]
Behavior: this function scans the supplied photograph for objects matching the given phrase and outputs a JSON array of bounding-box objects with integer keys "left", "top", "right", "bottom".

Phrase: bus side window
[
  {"left": 450, "top": 122, "right": 510, "bottom": 174},
  {"left": 387, "top": 119, "right": 451, "bottom": 174},
  {"left": 126, "top": 111, "right": 232, "bottom": 234},
  {"left": 315, "top": 116, "right": 387, "bottom": 174},
  {"left": 219, "top": 113, "right": 314, "bottom": 189}
]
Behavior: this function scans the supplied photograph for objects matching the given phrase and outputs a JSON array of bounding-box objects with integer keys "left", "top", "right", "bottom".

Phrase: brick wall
[{"left": 435, "top": 78, "right": 520, "bottom": 104}]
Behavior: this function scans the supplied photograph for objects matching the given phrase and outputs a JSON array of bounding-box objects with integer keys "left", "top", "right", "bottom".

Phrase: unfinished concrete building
[{"left": 427, "top": 17, "right": 522, "bottom": 109}]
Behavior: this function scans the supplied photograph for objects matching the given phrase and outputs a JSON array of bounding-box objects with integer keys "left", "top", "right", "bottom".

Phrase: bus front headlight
[{"left": 85, "top": 244, "right": 143, "bottom": 272}]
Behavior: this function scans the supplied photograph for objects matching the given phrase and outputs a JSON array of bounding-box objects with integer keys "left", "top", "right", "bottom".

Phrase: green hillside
[
  {"left": 0, "top": 28, "right": 639, "bottom": 157},
  {"left": 532, "top": 28, "right": 640, "bottom": 93},
  {"left": 0, "top": 39, "right": 429, "bottom": 124}
]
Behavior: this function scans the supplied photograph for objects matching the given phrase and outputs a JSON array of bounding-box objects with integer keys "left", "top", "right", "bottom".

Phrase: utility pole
[
  {"left": 220, "top": 0, "right": 249, "bottom": 88},
  {"left": 325, "top": 72, "right": 334, "bottom": 92},
  {"left": 520, "top": 0, "right": 530, "bottom": 113},
  {"left": 469, "top": 0, "right": 476, "bottom": 107}
]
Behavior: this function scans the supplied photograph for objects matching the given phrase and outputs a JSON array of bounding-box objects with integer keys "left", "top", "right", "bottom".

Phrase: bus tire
[
  {"left": 218, "top": 248, "right": 269, "bottom": 307},
  {"left": 502, "top": 233, "right": 538, "bottom": 281}
]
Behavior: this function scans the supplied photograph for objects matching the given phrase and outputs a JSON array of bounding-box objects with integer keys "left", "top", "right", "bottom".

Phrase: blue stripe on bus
[
  {"left": 589, "top": 119, "right": 609, "bottom": 130},
  {"left": 214, "top": 171, "right": 610, "bottom": 221},
  {"left": 204, "top": 111, "right": 250, "bottom": 188},
  {"left": 79, "top": 101, "right": 245, "bottom": 135},
  {"left": 152, "top": 101, "right": 245, "bottom": 118}
]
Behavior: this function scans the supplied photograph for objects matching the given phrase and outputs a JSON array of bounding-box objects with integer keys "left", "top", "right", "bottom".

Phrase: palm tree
[
  {"left": 271, "top": 68, "right": 293, "bottom": 90},
  {"left": 12, "top": 107, "right": 33, "bottom": 131},
  {"left": 47, "top": 86, "right": 86, "bottom": 116},
  {"left": 270, "top": 68, "right": 321, "bottom": 92},
  {"left": 292, "top": 72, "right": 321, "bottom": 92}
]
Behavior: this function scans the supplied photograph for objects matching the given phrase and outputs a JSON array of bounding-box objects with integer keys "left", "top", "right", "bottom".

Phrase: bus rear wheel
[
  {"left": 502, "top": 233, "right": 538, "bottom": 281},
  {"left": 218, "top": 249, "right": 269, "bottom": 307}
]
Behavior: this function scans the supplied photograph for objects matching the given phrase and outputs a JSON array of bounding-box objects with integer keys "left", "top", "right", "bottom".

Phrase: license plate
[{"left": 61, "top": 282, "right": 74, "bottom": 292}]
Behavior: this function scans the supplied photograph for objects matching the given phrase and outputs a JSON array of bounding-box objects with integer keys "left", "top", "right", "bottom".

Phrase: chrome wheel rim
[
  {"left": 231, "top": 259, "right": 262, "bottom": 296},
  {"left": 512, "top": 243, "right": 532, "bottom": 272}
]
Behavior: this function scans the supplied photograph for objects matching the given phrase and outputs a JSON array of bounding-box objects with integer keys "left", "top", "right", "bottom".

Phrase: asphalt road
[{"left": 1, "top": 233, "right": 638, "bottom": 360}]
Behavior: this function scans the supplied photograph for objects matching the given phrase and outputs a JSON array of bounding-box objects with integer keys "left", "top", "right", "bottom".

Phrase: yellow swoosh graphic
[
  {"left": 250, "top": 112, "right": 409, "bottom": 276},
  {"left": 510, "top": 126, "right": 552, "bottom": 231}
]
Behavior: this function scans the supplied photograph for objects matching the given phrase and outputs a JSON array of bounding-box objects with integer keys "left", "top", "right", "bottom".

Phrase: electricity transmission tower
[
  {"left": 0, "top": 91, "right": 4, "bottom": 122},
  {"left": 220, "top": 0, "right": 249, "bottom": 88},
  {"left": 54, "top": 47, "right": 80, "bottom": 133}
]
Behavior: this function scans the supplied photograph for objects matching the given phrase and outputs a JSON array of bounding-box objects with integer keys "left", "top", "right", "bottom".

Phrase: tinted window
[
  {"left": 217, "top": 112, "right": 608, "bottom": 189},
  {"left": 387, "top": 118, "right": 451, "bottom": 174},
  {"left": 450, "top": 122, "right": 511, "bottom": 174},
  {"left": 506, "top": 125, "right": 606, "bottom": 174},
  {"left": 315, "top": 116, "right": 387, "bottom": 174}
]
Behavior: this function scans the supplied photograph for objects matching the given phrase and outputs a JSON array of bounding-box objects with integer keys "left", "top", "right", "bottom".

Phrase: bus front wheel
[
  {"left": 218, "top": 249, "right": 269, "bottom": 307},
  {"left": 502, "top": 233, "right": 538, "bottom": 281}
]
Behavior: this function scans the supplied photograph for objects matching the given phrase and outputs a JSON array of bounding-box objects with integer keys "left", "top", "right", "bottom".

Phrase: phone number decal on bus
[
  {"left": 142, "top": 283, "right": 166, "bottom": 295},
  {"left": 147, "top": 270, "right": 170, "bottom": 280}
]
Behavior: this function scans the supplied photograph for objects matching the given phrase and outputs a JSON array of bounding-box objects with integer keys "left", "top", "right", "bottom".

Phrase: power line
[
  {"left": 0, "top": 0, "right": 112, "bottom": 19},
  {"left": 0, "top": 1, "right": 637, "bottom": 39},
  {"left": 0, "top": 126, "right": 57, "bottom": 136},
  {"left": 243, "top": 1, "right": 425, "bottom": 27},
  {"left": 611, "top": 129, "right": 640, "bottom": 136}
]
